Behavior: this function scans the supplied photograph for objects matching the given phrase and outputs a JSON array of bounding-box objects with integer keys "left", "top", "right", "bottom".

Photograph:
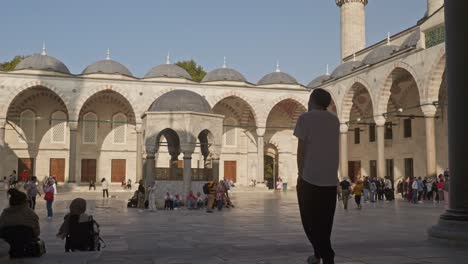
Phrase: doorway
[
  {"left": 111, "top": 159, "right": 126, "bottom": 183},
  {"left": 264, "top": 144, "right": 279, "bottom": 190},
  {"left": 81, "top": 159, "right": 96, "bottom": 182},
  {"left": 50, "top": 158, "right": 65, "bottom": 182},
  {"left": 224, "top": 161, "right": 237, "bottom": 183}
]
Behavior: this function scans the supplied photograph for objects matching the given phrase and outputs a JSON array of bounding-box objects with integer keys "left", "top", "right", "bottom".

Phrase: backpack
[
  {"left": 65, "top": 215, "right": 103, "bottom": 252},
  {"left": 202, "top": 183, "right": 209, "bottom": 195}
]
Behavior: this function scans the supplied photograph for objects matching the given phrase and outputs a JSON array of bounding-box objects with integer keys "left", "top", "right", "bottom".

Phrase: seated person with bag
[
  {"left": 57, "top": 198, "right": 102, "bottom": 252},
  {"left": 0, "top": 189, "right": 45, "bottom": 258}
]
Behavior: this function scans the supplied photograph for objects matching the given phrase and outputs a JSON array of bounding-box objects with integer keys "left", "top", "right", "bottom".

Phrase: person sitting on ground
[
  {"left": 196, "top": 192, "right": 204, "bottom": 209},
  {"left": 186, "top": 191, "right": 197, "bottom": 209},
  {"left": 126, "top": 179, "right": 132, "bottom": 190},
  {"left": 173, "top": 194, "right": 183, "bottom": 209},
  {"left": 164, "top": 192, "right": 174, "bottom": 210},
  {"left": 0, "top": 189, "right": 40, "bottom": 258},
  {"left": 121, "top": 179, "right": 127, "bottom": 189},
  {"left": 57, "top": 198, "right": 101, "bottom": 252},
  {"left": 88, "top": 180, "right": 96, "bottom": 191}
]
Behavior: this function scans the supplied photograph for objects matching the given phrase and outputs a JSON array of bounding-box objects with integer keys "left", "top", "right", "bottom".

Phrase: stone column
[
  {"left": 68, "top": 122, "right": 78, "bottom": 183},
  {"left": 182, "top": 152, "right": 193, "bottom": 198},
  {"left": 428, "top": 0, "right": 468, "bottom": 242},
  {"left": 256, "top": 128, "right": 265, "bottom": 182},
  {"left": 144, "top": 146, "right": 156, "bottom": 188},
  {"left": 422, "top": 105, "right": 437, "bottom": 179},
  {"left": 339, "top": 124, "right": 349, "bottom": 179},
  {"left": 135, "top": 127, "right": 143, "bottom": 182},
  {"left": 211, "top": 153, "right": 220, "bottom": 181},
  {"left": 0, "top": 120, "right": 5, "bottom": 176},
  {"left": 375, "top": 117, "right": 386, "bottom": 179},
  {"left": 336, "top": 0, "right": 368, "bottom": 60}
]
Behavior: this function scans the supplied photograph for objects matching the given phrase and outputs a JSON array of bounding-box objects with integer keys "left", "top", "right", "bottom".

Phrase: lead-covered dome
[
  {"left": 149, "top": 90, "right": 212, "bottom": 113},
  {"left": 82, "top": 59, "right": 133, "bottom": 76},
  {"left": 144, "top": 64, "right": 192, "bottom": 80},
  {"left": 362, "top": 45, "right": 399, "bottom": 65},
  {"left": 258, "top": 71, "right": 298, "bottom": 85},
  {"left": 202, "top": 68, "right": 247, "bottom": 83},
  {"left": 307, "top": 75, "right": 331, "bottom": 89},
  {"left": 15, "top": 54, "right": 70, "bottom": 74},
  {"left": 331, "top": 61, "right": 364, "bottom": 79}
]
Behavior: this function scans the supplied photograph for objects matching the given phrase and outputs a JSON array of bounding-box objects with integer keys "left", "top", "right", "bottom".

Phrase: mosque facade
[{"left": 0, "top": 0, "right": 447, "bottom": 194}]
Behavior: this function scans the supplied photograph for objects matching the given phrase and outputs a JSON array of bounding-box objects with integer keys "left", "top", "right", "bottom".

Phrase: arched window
[
  {"left": 19, "top": 109, "right": 35, "bottom": 143},
  {"left": 83, "top": 112, "right": 98, "bottom": 144},
  {"left": 51, "top": 111, "right": 67, "bottom": 143},
  {"left": 223, "top": 118, "right": 237, "bottom": 147},
  {"left": 112, "top": 113, "right": 127, "bottom": 144}
]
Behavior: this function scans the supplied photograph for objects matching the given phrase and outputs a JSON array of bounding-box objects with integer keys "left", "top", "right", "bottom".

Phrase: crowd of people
[{"left": 396, "top": 172, "right": 450, "bottom": 205}]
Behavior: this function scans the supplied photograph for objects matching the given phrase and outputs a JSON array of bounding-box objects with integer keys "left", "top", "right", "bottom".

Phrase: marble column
[
  {"left": 135, "top": 127, "right": 143, "bottom": 182},
  {"left": 0, "top": 120, "right": 5, "bottom": 177},
  {"left": 422, "top": 105, "right": 437, "bottom": 179},
  {"left": 375, "top": 117, "right": 386, "bottom": 179},
  {"left": 68, "top": 122, "right": 78, "bottom": 183},
  {"left": 211, "top": 153, "right": 220, "bottom": 181},
  {"left": 256, "top": 128, "right": 265, "bottom": 182},
  {"left": 339, "top": 124, "right": 349, "bottom": 180},
  {"left": 182, "top": 152, "right": 193, "bottom": 197},
  {"left": 428, "top": 0, "right": 468, "bottom": 243},
  {"left": 144, "top": 147, "right": 156, "bottom": 188}
]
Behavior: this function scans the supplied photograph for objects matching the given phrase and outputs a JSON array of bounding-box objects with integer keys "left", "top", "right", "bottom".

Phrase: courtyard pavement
[{"left": 0, "top": 189, "right": 467, "bottom": 263}]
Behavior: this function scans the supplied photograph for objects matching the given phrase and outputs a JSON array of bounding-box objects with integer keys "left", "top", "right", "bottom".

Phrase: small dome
[
  {"left": 258, "top": 72, "right": 298, "bottom": 85},
  {"left": 362, "top": 45, "right": 399, "bottom": 65},
  {"left": 149, "top": 90, "right": 212, "bottom": 113},
  {"left": 202, "top": 68, "right": 247, "bottom": 83},
  {"left": 15, "top": 54, "right": 70, "bottom": 74},
  {"left": 400, "top": 29, "right": 421, "bottom": 50},
  {"left": 82, "top": 59, "right": 133, "bottom": 76},
  {"left": 330, "top": 61, "right": 364, "bottom": 79},
  {"left": 144, "top": 64, "right": 192, "bottom": 80},
  {"left": 307, "top": 75, "right": 331, "bottom": 89}
]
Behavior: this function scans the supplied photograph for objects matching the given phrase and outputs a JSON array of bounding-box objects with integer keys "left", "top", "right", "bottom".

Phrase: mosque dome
[
  {"left": 202, "top": 68, "right": 247, "bottom": 83},
  {"left": 15, "top": 53, "right": 70, "bottom": 74},
  {"left": 144, "top": 64, "right": 192, "bottom": 80},
  {"left": 330, "top": 61, "right": 364, "bottom": 79},
  {"left": 400, "top": 29, "right": 421, "bottom": 50},
  {"left": 362, "top": 45, "right": 399, "bottom": 65},
  {"left": 149, "top": 90, "right": 212, "bottom": 113},
  {"left": 82, "top": 59, "right": 133, "bottom": 76},
  {"left": 258, "top": 71, "right": 298, "bottom": 86},
  {"left": 307, "top": 75, "right": 332, "bottom": 89}
]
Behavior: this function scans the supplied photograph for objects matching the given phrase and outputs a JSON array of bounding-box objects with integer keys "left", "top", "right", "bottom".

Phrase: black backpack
[
  {"left": 65, "top": 215, "right": 103, "bottom": 252},
  {"left": 202, "top": 183, "right": 209, "bottom": 194}
]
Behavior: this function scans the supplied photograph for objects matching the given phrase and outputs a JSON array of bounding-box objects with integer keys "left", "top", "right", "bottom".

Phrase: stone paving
[{"left": 0, "top": 189, "right": 467, "bottom": 263}]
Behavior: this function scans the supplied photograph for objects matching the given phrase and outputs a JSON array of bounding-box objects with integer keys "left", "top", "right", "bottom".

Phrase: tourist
[
  {"left": 353, "top": 180, "right": 364, "bottom": 209},
  {"left": 384, "top": 176, "right": 393, "bottom": 201},
  {"left": 425, "top": 178, "right": 433, "bottom": 201},
  {"left": 126, "top": 179, "right": 132, "bottom": 190},
  {"left": 88, "top": 180, "right": 96, "bottom": 191},
  {"left": 9, "top": 170, "right": 17, "bottom": 189},
  {"left": 276, "top": 177, "right": 283, "bottom": 191},
  {"left": 437, "top": 175, "right": 444, "bottom": 202},
  {"left": 223, "top": 179, "right": 234, "bottom": 208},
  {"left": 196, "top": 192, "right": 204, "bottom": 209},
  {"left": 369, "top": 177, "right": 377, "bottom": 203},
  {"left": 186, "top": 190, "right": 197, "bottom": 209},
  {"left": 0, "top": 189, "right": 41, "bottom": 258},
  {"left": 43, "top": 178, "right": 55, "bottom": 219},
  {"left": 216, "top": 180, "right": 226, "bottom": 211},
  {"left": 443, "top": 174, "right": 450, "bottom": 209},
  {"left": 173, "top": 194, "right": 182, "bottom": 209},
  {"left": 164, "top": 192, "right": 174, "bottom": 210},
  {"left": 375, "top": 178, "right": 384, "bottom": 201},
  {"left": 20, "top": 170, "right": 29, "bottom": 183},
  {"left": 101, "top": 178, "right": 109, "bottom": 198},
  {"left": 121, "top": 179, "right": 126, "bottom": 189},
  {"left": 411, "top": 177, "right": 419, "bottom": 204},
  {"left": 339, "top": 177, "right": 351, "bottom": 210},
  {"left": 137, "top": 180, "right": 145, "bottom": 209},
  {"left": 147, "top": 181, "right": 157, "bottom": 211},
  {"left": 402, "top": 178, "right": 409, "bottom": 200},
  {"left": 417, "top": 177, "right": 424, "bottom": 202},
  {"left": 432, "top": 178, "right": 439, "bottom": 202},
  {"left": 57, "top": 198, "right": 101, "bottom": 251},
  {"left": 206, "top": 180, "right": 218, "bottom": 213},
  {"left": 24, "top": 176, "right": 41, "bottom": 210},
  {"left": 294, "top": 89, "right": 339, "bottom": 264},
  {"left": 52, "top": 176, "right": 58, "bottom": 195},
  {"left": 363, "top": 176, "right": 370, "bottom": 202}
]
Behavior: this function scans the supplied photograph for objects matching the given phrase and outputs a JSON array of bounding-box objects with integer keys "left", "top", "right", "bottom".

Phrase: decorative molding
[{"left": 336, "top": 0, "right": 368, "bottom": 7}]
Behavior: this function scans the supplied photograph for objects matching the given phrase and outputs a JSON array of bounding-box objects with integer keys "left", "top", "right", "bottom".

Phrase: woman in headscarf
[{"left": 57, "top": 198, "right": 100, "bottom": 252}]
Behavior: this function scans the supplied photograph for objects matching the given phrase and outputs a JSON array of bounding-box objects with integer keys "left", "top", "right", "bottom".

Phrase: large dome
[
  {"left": 144, "top": 64, "right": 192, "bottom": 80},
  {"left": 362, "top": 45, "right": 399, "bottom": 65},
  {"left": 82, "top": 59, "right": 133, "bottom": 76},
  {"left": 307, "top": 75, "right": 331, "bottom": 89},
  {"left": 257, "top": 72, "right": 298, "bottom": 85},
  {"left": 15, "top": 54, "right": 70, "bottom": 74},
  {"left": 149, "top": 90, "right": 212, "bottom": 113},
  {"left": 330, "top": 61, "right": 364, "bottom": 79},
  {"left": 202, "top": 68, "right": 247, "bottom": 83}
]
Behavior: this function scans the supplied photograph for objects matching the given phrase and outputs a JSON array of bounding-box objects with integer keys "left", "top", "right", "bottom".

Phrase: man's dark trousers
[{"left": 297, "top": 177, "right": 337, "bottom": 264}]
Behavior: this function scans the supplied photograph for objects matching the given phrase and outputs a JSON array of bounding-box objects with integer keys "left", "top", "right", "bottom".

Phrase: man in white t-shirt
[{"left": 294, "top": 88, "right": 339, "bottom": 264}]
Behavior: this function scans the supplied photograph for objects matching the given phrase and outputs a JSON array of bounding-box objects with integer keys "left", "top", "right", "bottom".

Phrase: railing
[{"left": 154, "top": 168, "right": 213, "bottom": 181}]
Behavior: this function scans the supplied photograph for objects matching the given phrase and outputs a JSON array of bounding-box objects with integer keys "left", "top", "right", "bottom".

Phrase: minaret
[
  {"left": 336, "top": 0, "right": 368, "bottom": 60},
  {"left": 426, "top": 0, "right": 443, "bottom": 17}
]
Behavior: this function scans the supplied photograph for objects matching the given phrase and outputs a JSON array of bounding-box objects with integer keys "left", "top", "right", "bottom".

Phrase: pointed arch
[
  {"left": 210, "top": 91, "right": 259, "bottom": 127},
  {"left": 340, "top": 80, "right": 374, "bottom": 122},
  {"left": 425, "top": 50, "right": 446, "bottom": 103}
]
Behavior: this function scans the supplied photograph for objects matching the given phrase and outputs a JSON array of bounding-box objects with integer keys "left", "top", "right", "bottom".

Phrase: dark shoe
[{"left": 307, "top": 256, "right": 321, "bottom": 264}]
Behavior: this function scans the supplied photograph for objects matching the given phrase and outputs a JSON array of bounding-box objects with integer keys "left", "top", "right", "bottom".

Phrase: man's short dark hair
[{"left": 309, "top": 88, "right": 332, "bottom": 110}]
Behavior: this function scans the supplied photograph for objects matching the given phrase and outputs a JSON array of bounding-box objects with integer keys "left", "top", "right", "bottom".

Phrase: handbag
[
  {"left": 25, "top": 239, "right": 46, "bottom": 257},
  {"left": 44, "top": 192, "right": 53, "bottom": 201}
]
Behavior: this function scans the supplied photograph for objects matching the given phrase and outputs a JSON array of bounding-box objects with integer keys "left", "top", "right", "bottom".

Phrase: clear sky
[{"left": 0, "top": 0, "right": 426, "bottom": 84}]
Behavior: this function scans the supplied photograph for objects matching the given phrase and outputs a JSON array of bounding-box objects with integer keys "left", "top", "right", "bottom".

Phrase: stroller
[{"left": 127, "top": 191, "right": 138, "bottom": 208}]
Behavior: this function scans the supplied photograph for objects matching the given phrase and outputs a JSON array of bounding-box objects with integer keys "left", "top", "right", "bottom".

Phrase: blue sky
[{"left": 0, "top": 0, "right": 425, "bottom": 84}]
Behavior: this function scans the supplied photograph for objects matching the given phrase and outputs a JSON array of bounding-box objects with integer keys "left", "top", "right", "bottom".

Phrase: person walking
[
  {"left": 9, "top": 170, "right": 17, "bottom": 189},
  {"left": 363, "top": 177, "right": 370, "bottom": 203},
  {"left": 137, "top": 180, "right": 145, "bottom": 209},
  {"left": 101, "top": 178, "right": 109, "bottom": 198},
  {"left": 411, "top": 177, "right": 419, "bottom": 204},
  {"left": 24, "top": 176, "right": 41, "bottom": 210},
  {"left": 369, "top": 178, "right": 377, "bottom": 203},
  {"left": 339, "top": 178, "right": 351, "bottom": 210},
  {"left": 352, "top": 180, "right": 364, "bottom": 209},
  {"left": 384, "top": 177, "right": 393, "bottom": 201},
  {"left": 147, "top": 181, "right": 157, "bottom": 211},
  {"left": 294, "top": 89, "right": 339, "bottom": 264},
  {"left": 89, "top": 180, "right": 96, "bottom": 191},
  {"left": 43, "top": 178, "right": 55, "bottom": 219}
]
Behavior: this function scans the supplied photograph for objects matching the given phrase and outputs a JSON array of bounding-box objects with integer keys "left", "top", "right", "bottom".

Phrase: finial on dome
[
  {"left": 41, "top": 42, "right": 47, "bottom": 56},
  {"left": 275, "top": 60, "right": 281, "bottom": 72},
  {"left": 326, "top": 64, "right": 330, "bottom": 75},
  {"left": 166, "top": 52, "right": 171, "bottom": 64},
  {"left": 222, "top": 56, "right": 227, "bottom": 68},
  {"left": 106, "top": 48, "right": 111, "bottom": 60}
]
